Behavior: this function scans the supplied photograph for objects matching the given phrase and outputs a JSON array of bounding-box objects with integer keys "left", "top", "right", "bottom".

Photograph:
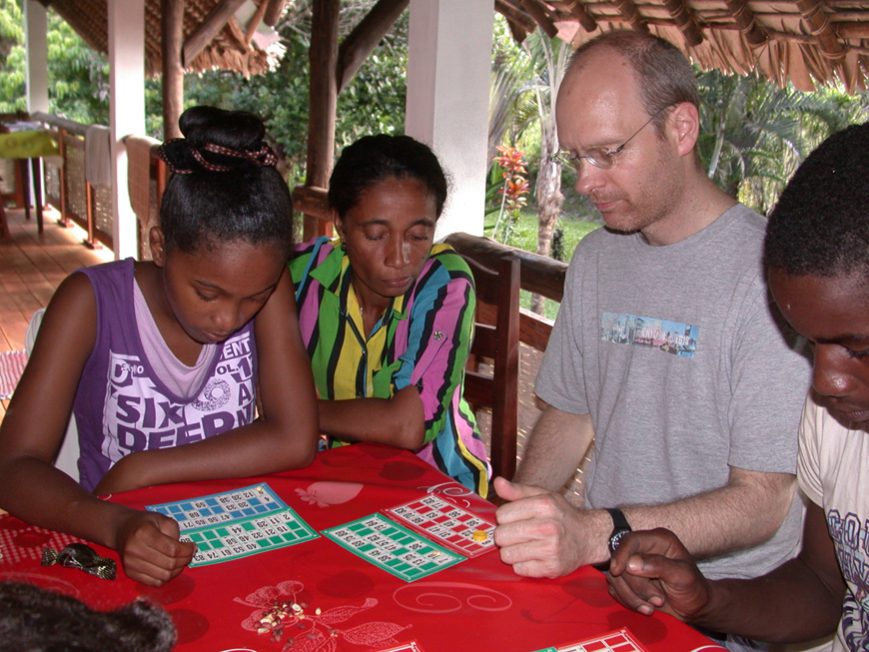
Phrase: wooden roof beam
[
  {"left": 559, "top": 0, "right": 599, "bottom": 33},
  {"left": 835, "top": 22, "right": 869, "bottom": 39},
  {"left": 613, "top": 0, "right": 648, "bottom": 32},
  {"left": 336, "top": 0, "right": 409, "bottom": 94},
  {"left": 243, "top": 0, "right": 269, "bottom": 44},
  {"left": 517, "top": 0, "right": 559, "bottom": 38},
  {"left": 796, "top": 0, "right": 847, "bottom": 60},
  {"left": 183, "top": 0, "right": 247, "bottom": 67},
  {"left": 723, "top": 0, "right": 768, "bottom": 46},
  {"left": 162, "top": 0, "right": 184, "bottom": 139},
  {"left": 224, "top": 16, "right": 249, "bottom": 50},
  {"left": 496, "top": 0, "right": 538, "bottom": 32},
  {"left": 495, "top": 0, "right": 536, "bottom": 43},
  {"left": 662, "top": 0, "right": 704, "bottom": 46},
  {"left": 263, "top": 0, "right": 288, "bottom": 27}
]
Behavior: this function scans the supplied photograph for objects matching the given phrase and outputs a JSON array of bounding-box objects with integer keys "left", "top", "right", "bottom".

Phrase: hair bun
[{"left": 159, "top": 105, "right": 276, "bottom": 174}]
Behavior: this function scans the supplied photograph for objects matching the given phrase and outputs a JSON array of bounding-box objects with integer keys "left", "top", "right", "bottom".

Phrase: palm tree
[
  {"left": 698, "top": 70, "right": 868, "bottom": 214},
  {"left": 489, "top": 26, "right": 571, "bottom": 314}
]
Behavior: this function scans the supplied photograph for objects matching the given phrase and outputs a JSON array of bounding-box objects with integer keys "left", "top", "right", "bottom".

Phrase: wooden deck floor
[{"left": 0, "top": 206, "right": 111, "bottom": 421}]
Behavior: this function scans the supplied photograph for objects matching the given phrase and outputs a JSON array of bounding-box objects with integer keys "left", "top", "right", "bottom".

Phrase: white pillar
[
  {"left": 406, "top": 0, "right": 494, "bottom": 239},
  {"left": 108, "top": 0, "right": 146, "bottom": 259},
  {"left": 24, "top": 0, "right": 49, "bottom": 113}
]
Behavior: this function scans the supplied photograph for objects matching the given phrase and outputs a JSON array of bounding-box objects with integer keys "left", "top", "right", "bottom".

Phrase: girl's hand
[{"left": 115, "top": 510, "right": 196, "bottom": 586}]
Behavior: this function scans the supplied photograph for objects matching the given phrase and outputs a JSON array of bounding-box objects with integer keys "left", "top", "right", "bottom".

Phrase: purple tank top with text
[{"left": 73, "top": 259, "right": 257, "bottom": 491}]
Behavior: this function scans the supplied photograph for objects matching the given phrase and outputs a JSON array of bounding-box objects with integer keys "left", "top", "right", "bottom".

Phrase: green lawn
[{"left": 483, "top": 209, "right": 601, "bottom": 319}]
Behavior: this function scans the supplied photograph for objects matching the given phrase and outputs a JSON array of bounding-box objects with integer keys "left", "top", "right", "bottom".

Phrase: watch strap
[
  {"left": 606, "top": 507, "right": 632, "bottom": 555},
  {"left": 606, "top": 507, "right": 631, "bottom": 531}
]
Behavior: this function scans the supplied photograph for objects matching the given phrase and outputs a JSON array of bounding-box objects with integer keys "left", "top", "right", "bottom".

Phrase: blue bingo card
[{"left": 147, "top": 483, "right": 318, "bottom": 567}]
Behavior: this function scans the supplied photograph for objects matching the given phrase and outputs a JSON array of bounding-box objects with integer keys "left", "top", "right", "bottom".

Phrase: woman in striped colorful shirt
[{"left": 290, "top": 135, "right": 491, "bottom": 496}]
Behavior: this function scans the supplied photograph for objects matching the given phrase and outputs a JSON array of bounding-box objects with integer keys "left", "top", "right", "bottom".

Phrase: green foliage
[
  {"left": 485, "top": 208, "right": 599, "bottom": 262},
  {"left": 2, "top": 0, "right": 865, "bottom": 245},
  {"left": 0, "top": 44, "right": 24, "bottom": 112},
  {"left": 0, "top": 0, "right": 22, "bottom": 52},
  {"left": 45, "top": 12, "right": 108, "bottom": 124},
  {"left": 696, "top": 69, "right": 867, "bottom": 214},
  {"left": 485, "top": 208, "right": 599, "bottom": 317},
  {"left": 184, "top": 0, "right": 407, "bottom": 187},
  {"left": 0, "top": 3, "right": 109, "bottom": 122},
  {"left": 0, "top": 0, "right": 24, "bottom": 112}
]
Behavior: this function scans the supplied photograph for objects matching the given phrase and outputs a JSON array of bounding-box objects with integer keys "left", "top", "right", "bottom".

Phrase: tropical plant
[
  {"left": 0, "top": 1, "right": 110, "bottom": 123},
  {"left": 697, "top": 69, "right": 868, "bottom": 214},
  {"left": 0, "top": 0, "right": 24, "bottom": 113},
  {"left": 522, "top": 30, "right": 570, "bottom": 313},
  {"left": 45, "top": 12, "right": 108, "bottom": 124},
  {"left": 488, "top": 23, "right": 571, "bottom": 313},
  {"left": 491, "top": 144, "right": 529, "bottom": 243},
  {"left": 183, "top": 0, "right": 407, "bottom": 187}
]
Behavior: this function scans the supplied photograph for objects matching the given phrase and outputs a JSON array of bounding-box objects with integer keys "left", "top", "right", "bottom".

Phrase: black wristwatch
[{"left": 606, "top": 507, "right": 632, "bottom": 555}]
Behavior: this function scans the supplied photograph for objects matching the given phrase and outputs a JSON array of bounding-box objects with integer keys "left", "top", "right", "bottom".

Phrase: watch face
[{"left": 609, "top": 528, "right": 631, "bottom": 553}]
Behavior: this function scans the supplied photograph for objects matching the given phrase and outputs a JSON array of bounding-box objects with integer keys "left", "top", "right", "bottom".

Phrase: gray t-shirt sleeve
[
  {"left": 725, "top": 275, "right": 808, "bottom": 474},
  {"left": 535, "top": 246, "right": 590, "bottom": 415}
]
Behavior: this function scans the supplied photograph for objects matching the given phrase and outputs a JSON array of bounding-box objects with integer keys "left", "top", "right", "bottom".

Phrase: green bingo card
[
  {"left": 322, "top": 513, "right": 465, "bottom": 582},
  {"left": 147, "top": 483, "right": 318, "bottom": 567}
]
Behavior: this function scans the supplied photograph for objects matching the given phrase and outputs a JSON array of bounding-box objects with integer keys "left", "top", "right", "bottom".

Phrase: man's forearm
[
  {"left": 695, "top": 560, "right": 841, "bottom": 642},
  {"left": 622, "top": 469, "right": 796, "bottom": 559},
  {"left": 515, "top": 408, "right": 594, "bottom": 490}
]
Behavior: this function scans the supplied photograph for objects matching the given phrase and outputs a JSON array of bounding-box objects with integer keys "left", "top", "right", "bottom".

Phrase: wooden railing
[
  {"left": 24, "top": 112, "right": 169, "bottom": 259},
  {"left": 30, "top": 111, "right": 113, "bottom": 249},
  {"left": 291, "top": 183, "right": 568, "bottom": 352}
]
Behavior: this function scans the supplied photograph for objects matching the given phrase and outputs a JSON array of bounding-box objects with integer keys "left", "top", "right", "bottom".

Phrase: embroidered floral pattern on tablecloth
[{"left": 236, "top": 579, "right": 410, "bottom": 651}]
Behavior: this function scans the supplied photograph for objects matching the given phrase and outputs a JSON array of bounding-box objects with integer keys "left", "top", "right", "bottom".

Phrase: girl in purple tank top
[{"left": 0, "top": 106, "right": 318, "bottom": 586}]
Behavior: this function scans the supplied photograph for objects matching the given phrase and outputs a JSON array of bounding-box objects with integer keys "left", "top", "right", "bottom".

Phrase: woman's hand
[{"left": 114, "top": 509, "right": 196, "bottom": 586}]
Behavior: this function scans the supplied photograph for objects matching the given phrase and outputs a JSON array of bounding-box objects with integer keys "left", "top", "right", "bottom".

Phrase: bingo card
[
  {"left": 383, "top": 493, "right": 496, "bottom": 558},
  {"left": 322, "top": 513, "right": 464, "bottom": 582},
  {"left": 532, "top": 628, "right": 648, "bottom": 652},
  {"left": 147, "top": 483, "right": 318, "bottom": 567}
]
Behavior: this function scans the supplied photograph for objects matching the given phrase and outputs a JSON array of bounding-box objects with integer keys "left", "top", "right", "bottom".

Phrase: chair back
[{"left": 463, "top": 254, "right": 520, "bottom": 485}]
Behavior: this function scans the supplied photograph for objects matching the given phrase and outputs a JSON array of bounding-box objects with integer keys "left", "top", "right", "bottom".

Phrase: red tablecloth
[{"left": 0, "top": 444, "right": 721, "bottom": 652}]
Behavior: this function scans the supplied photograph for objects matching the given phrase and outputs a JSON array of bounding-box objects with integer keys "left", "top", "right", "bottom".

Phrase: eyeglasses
[{"left": 553, "top": 106, "right": 668, "bottom": 171}]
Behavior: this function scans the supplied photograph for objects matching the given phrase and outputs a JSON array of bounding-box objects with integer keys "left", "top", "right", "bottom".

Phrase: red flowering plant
[{"left": 492, "top": 144, "right": 530, "bottom": 244}]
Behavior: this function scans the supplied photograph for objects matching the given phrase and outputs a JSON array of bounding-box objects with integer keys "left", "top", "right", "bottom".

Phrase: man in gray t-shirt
[{"left": 493, "top": 31, "right": 809, "bottom": 587}]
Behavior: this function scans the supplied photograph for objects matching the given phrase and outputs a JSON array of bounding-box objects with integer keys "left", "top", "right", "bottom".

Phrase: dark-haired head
[
  {"left": 0, "top": 582, "right": 176, "bottom": 651},
  {"left": 158, "top": 105, "right": 293, "bottom": 257},
  {"left": 328, "top": 134, "right": 448, "bottom": 219},
  {"left": 568, "top": 31, "right": 699, "bottom": 134},
  {"left": 764, "top": 122, "right": 869, "bottom": 279}
]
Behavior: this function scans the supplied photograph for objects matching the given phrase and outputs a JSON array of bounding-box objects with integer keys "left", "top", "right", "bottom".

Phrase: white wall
[
  {"left": 108, "top": 0, "right": 146, "bottom": 259},
  {"left": 24, "top": 0, "right": 48, "bottom": 113},
  {"left": 406, "top": 0, "right": 494, "bottom": 239}
]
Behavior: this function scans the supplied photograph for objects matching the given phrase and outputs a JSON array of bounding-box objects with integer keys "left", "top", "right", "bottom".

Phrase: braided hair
[{"left": 159, "top": 106, "right": 292, "bottom": 256}]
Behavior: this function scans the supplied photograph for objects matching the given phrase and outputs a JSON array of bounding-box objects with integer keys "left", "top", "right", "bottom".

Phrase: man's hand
[
  {"left": 493, "top": 477, "right": 609, "bottom": 577},
  {"left": 608, "top": 528, "right": 712, "bottom": 619},
  {"left": 114, "top": 510, "right": 196, "bottom": 586}
]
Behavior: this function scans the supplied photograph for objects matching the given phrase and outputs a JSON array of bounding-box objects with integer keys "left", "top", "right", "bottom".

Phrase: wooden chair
[{"left": 463, "top": 254, "right": 521, "bottom": 486}]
